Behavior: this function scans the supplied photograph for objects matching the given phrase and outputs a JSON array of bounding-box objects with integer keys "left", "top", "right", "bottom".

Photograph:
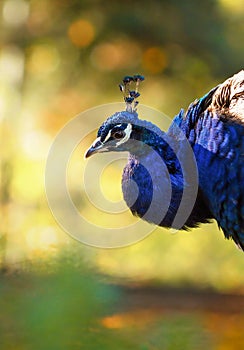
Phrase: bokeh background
[{"left": 1, "top": 0, "right": 244, "bottom": 349}]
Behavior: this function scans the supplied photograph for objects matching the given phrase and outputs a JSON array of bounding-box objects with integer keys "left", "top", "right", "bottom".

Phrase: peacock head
[
  {"left": 86, "top": 75, "right": 144, "bottom": 158},
  {"left": 85, "top": 113, "right": 135, "bottom": 158},
  {"left": 85, "top": 75, "right": 165, "bottom": 158}
]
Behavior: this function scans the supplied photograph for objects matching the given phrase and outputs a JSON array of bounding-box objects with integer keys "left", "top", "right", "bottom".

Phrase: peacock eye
[{"left": 113, "top": 130, "right": 125, "bottom": 139}]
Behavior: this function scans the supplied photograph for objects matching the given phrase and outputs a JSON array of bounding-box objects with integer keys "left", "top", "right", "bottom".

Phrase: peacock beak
[{"left": 85, "top": 137, "right": 104, "bottom": 158}]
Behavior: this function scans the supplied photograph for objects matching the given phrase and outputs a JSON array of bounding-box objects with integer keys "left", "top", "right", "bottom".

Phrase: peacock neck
[{"left": 122, "top": 108, "right": 217, "bottom": 229}]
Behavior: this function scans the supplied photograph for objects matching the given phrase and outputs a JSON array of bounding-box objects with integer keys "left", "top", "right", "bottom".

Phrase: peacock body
[{"left": 86, "top": 71, "right": 244, "bottom": 249}]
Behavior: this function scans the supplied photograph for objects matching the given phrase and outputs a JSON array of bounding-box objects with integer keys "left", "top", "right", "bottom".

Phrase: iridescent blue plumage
[
  {"left": 169, "top": 72, "right": 244, "bottom": 247},
  {"left": 86, "top": 71, "right": 244, "bottom": 249}
]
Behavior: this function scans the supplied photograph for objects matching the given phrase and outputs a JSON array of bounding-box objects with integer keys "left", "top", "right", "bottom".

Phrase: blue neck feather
[{"left": 122, "top": 123, "right": 212, "bottom": 229}]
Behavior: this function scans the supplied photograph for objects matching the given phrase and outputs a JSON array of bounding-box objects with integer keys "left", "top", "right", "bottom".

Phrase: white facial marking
[
  {"left": 92, "top": 137, "right": 102, "bottom": 148},
  {"left": 116, "top": 123, "right": 132, "bottom": 146},
  {"left": 104, "top": 124, "right": 122, "bottom": 143},
  {"left": 103, "top": 129, "right": 112, "bottom": 143}
]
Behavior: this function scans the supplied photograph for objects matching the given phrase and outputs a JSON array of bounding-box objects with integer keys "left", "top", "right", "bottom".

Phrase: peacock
[{"left": 85, "top": 71, "right": 244, "bottom": 249}]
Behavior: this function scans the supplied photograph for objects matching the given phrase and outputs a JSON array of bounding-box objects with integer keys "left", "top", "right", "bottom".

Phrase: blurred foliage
[
  {"left": 0, "top": 264, "right": 207, "bottom": 350},
  {"left": 0, "top": 260, "right": 130, "bottom": 350},
  {"left": 0, "top": 0, "right": 244, "bottom": 301}
]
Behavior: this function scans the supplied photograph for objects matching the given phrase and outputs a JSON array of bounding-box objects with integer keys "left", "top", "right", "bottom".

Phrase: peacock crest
[{"left": 119, "top": 74, "right": 145, "bottom": 114}]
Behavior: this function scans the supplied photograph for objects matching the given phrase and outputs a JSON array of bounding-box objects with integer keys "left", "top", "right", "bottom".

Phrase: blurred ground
[{"left": 1, "top": 263, "right": 244, "bottom": 350}]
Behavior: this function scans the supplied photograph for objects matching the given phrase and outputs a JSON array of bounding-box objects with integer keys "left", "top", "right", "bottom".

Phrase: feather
[{"left": 86, "top": 71, "right": 244, "bottom": 249}]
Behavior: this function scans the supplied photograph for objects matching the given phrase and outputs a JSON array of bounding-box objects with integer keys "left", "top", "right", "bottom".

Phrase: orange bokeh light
[
  {"left": 101, "top": 309, "right": 162, "bottom": 329},
  {"left": 68, "top": 19, "right": 95, "bottom": 48},
  {"left": 91, "top": 40, "right": 141, "bottom": 71},
  {"left": 142, "top": 46, "right": 168, "bottom": 74}
]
